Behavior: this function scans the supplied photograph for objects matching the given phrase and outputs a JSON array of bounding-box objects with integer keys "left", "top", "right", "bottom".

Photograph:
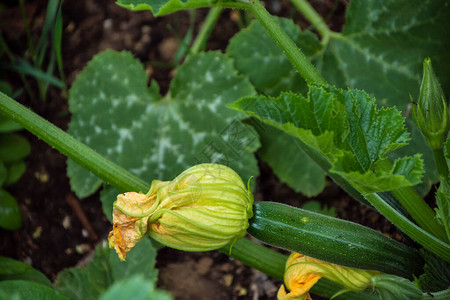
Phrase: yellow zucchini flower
[
  {"left": 109, "top": 163, "right": 253, "bottom": 260},
  {"left": 278, "top": 253, "right": 380, "bottom": 300}
]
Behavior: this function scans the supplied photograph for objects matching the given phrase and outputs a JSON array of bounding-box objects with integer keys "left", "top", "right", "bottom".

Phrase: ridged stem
[
  {"left": 248, "top": 0, "right": 326, "bottom": 85},
  {"left": 376, "top": 158, "right": 447, "bottom": 242},
  {"left": 290, "top": 0, "right": 332, "bottom": 44},
  {"left": 364, "top": 193, "right": 450, "bottom": 262}
]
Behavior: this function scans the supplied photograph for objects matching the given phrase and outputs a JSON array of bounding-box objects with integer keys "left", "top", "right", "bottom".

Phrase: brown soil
[{"left": 0, "top": 1, "right": 406, "bottom": 299}]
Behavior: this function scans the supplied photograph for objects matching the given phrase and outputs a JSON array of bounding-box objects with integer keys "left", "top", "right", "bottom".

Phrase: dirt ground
[{"left": 0, "top": 1, "right": 407, "bottom": 299}]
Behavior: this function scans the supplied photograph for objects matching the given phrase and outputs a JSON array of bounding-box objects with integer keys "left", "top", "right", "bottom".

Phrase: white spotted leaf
[{"left": 67, "top": 50, "right": 259, "bottom": 208}]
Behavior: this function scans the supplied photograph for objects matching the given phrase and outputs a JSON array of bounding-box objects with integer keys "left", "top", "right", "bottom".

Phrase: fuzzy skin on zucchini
[{"left": 248, "top": 202, "right": 423, "bottom": 278}]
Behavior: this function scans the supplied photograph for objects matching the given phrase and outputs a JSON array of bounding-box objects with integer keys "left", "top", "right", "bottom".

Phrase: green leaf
[
  {"left": 4, "top": 161, "right": 26, "bottom": 186},
  {"left": 435, "top": 179, "right": 450, "bottom": 241},
  {"left": 0, "top": 256, "right": 51, "bottom": 287},
  {"left": 391, "top": 119, "right": 439, "bottom": 194},
  {"left": 231, "top": 85, "right": 424, "bottom": 193},
  {"left": 67, "top": 50, "right": 258, "bottom": 206},
  {"left": 0, "top": 280, "right": 69, "bottom": 300},
  {"left": 227, "top": 17, "right": 321, "bottom": 97},
  {"left": 98, "top": 275, "right": 171, "bottom": 300},
  {"left": 0, "top": 133, "right": 30, "bottom": 163},
  {"left": 371, "top": 274, "right": 422, "bottom": 300},
  {"left": 116, "top": 0, "right": 239, "bottom": 16},
  {"left": 55, "top": 238, "right": 158, "bottom": 300},
  {"left": 254, "top": 122, "right": 326, "bottom": 196},
  {"left": 331, "top": 154, "right": 424, "bottom": 194},
  {"left": 0, "top": 188, "right": 22, "bottom": 230}
]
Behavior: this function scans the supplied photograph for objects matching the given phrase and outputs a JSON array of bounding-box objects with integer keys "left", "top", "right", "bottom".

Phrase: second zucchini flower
[
  {"left": 412, "top": 58, "right": 448, "bottom": 150},
  {"left": 278, "top": 252, "right": 380, "bottom": 300},
  {"left": 108, "top": 163, "right": 253, "bottom": 260}
]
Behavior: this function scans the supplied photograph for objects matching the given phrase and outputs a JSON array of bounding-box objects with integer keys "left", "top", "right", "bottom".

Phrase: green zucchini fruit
[{"left": 248, "top": 202, "right": 423, "bottom": 278}]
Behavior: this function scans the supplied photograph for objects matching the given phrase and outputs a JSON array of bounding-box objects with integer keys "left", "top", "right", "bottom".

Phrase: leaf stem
[
  {"left": 364, "top": 193, "right": 450, "bottom": 262},
  {"left": 376, "top": 158, "right": 447, "bottom": 242},
  {"left": 190, "top": 7, "right": 223, "bottom": 55},
  {"left": 290, "top": 0, "right": 332, "bottom": 45},
  {"left": 392, "top": 187, "right": 447, "bottom": 241},
  {"left": 433, "top": 148, "right": 449, "bottom": 179},
  {"left": 248, "top": 0, "right": 326, "bottom": 85}
]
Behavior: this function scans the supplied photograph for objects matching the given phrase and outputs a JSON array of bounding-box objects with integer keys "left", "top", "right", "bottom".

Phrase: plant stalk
[
  {"left": 290, "top": 0, "right": 332, "bottom": 44},
  {"left": 376, "top": 158, "right": 447, "bottom": 241},
  {"left": 364, "top": 193, "right": 450, "bottom": 262},
  {"left": 190, "top": 7, "right": 223, "bottom": 55},
  {"left": 392, "top": 187, "right": 447, "bottom": 241},
  {"left": 433, "top": 148, "right": 449, "bottom": 179},
  {"left": 248, "top": 0, "right": 326, "bottom": 85}
]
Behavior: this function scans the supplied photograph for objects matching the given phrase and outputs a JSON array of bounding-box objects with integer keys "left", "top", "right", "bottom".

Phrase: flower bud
[
  {"left": 277, "top": 253, "right": 380, "bottom": 300},
  {"left": 109, "top": 163, "right": 253, "bottom": 260},
  {"left": 412, "top": 58, "right": 449, "bottom": 150}
]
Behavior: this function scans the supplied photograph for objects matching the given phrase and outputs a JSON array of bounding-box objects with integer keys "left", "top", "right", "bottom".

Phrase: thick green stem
[
  {"left": 190, "top": 7, "right": 223, "bottom": 55},
  {"left": 364, "top": 193, "right": 450, "bottom": 262},
  {"left": 375, "top": 158, "right": 447, "bottom": 241},
  {"left": 290, "top": 0, "right": 332, "bottom": 44},
  {"left": 434, "top": 148, "right": 449, "bottom": 179},
  {"left": 392, "top": 187, "right": 447, "bottom": 241},
  {"left": 221, "top": 238, "right": 286, "bottom": 280},
  {"left": 249, "top": 0, "right": 326, "bottom": 85}
]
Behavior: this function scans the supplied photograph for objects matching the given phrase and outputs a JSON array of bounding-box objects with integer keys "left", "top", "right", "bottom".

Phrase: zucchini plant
[{"left": 0, "top": 0, "right": 449, "bottom": 299}]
